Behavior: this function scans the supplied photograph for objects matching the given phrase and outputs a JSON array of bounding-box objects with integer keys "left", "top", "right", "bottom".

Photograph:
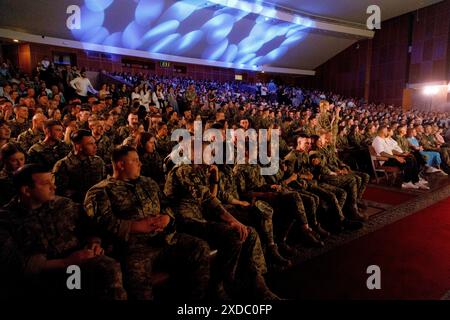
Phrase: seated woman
[{"left": 407, "top": 128, "right": 447, "bottom": 175}]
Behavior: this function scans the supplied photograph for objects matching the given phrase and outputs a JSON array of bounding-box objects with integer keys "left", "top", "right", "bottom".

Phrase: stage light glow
[
  {"left": 122, "top": 21, "right": 145, "bottom": 49},
  {"left": 158, "top": 1, "right": 200, "bottom": 23},
  {"left": 149, "top": 33, "right": 180, "bottom": 53},
  {"left": 103, "top": 32, "right": 122, "bottom": 46},
  {"left": 71, "top": 5, "right": 104, "bottom": 40},
  {"left": 85, "top": 0, "right": 113, "bottom": 12},
  {"left": 142, "top": 20, "right": 180, "bottom": 42},
  {"left": 135, "top": 0, "right": 164, "bottom": 26},
  {"left": 176, "top": 30, "right": 204, "bottom": 53},
  {"left": 423, "top": 86, "right": 439, "bottom": 95},
  {"left": 69, "top": 0, "right": 311, "bottom": 70},
  {"left": 203, "top": 39, "right": 229, "bottom": 60},
  {"left": 81, "top": 26, "right": 109, "bottom": 44},
  {"left": 222, "top": 44, "right": 238, "bottom": 62}
]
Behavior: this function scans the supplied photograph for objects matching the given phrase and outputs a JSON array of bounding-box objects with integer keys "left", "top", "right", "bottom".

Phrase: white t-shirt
[
  {"left": 372, "top": 136, "right": 393, "bottom": 156},
  {"left": 70, "top": 77, "right": 96, "bottom": 97}
]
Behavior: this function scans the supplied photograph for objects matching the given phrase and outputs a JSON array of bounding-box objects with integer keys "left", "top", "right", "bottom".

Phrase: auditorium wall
[
  {"left": 309, "top": 0, "right": 450, "bottom": 109},
  {"left": 15, "top": 42, "right": 256, "bottom": 83}
]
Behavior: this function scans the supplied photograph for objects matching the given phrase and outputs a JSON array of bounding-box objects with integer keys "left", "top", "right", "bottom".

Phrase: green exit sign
[{"left": 160, "top": 61, "right": 171, "bottom": 68}]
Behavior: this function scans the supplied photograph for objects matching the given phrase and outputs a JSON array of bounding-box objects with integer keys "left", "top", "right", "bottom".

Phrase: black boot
[
  {"left": 300, "top": 228, "right": 324, "bottom": 248},
  {"left": 253, "top": 275, "right": 281, "bottom": 300},
  {"left": 267, "top": 243, "right": 292, "bottom": 269},
  {"left": 278, "top": 241, "right": 297, "bottom": 257},
  {"left": 312, "top": 223, "right": 331, "bottom": 239}
]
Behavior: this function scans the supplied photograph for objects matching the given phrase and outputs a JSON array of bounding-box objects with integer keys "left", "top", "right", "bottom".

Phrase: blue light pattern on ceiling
[{"left": 71, "top": 0, "right": 313, "bottom": 68}]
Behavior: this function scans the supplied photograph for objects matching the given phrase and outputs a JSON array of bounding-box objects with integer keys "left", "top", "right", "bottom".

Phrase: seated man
[
  {"left": 372, "top": 126, "right": 426, "bottom": 190},
  {"left": 164, "top": 142, "right": 279, "bottom": 299},
  {"left": 0, "top": 164, "right": 127, "bottom": 299},
  {"left": 84, "top": 145, "right": 211, "bottom": 300},
  {"left": 53, "top": 130, "right": 106, "bottom": 203}
]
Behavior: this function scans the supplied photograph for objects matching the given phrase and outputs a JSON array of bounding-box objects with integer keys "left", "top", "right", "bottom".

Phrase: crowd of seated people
[{"left": 0, "top": 59, "right": 449, "bottom": 300}]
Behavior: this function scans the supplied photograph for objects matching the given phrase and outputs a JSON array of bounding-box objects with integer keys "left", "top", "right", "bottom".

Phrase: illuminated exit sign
[{"left": 160, "top": 61, "right": 171, "bottom": 68}]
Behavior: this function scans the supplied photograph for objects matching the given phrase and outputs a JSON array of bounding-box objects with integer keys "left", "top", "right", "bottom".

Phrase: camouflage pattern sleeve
[
  {"left": 84, "top": 184, "right": 133, "bottom": 242},
  {"left": 52, "top": 158, "right": 70, "bottom": 198},
  {"left": 175, "top": 165, "right": 221, "bottom": 209}
]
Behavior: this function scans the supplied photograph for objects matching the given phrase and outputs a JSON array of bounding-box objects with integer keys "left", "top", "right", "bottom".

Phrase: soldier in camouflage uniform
[
  {"left": 53, "top": 130, "right": 106, "bottom": 204},
  {"left": 113, "top": 113, "right": 140, "bottom": 146},
  {"left": 155, "top": 122, "right": 176, "bottom": 158},
  {"left": 233, "top": 149, "right": 324, "bottom": 249},
  {"left": 164, "top": 147, "right": 279, "bottom": 299},
  {"left": 28, "top": 120, "right": 71, "bottom": 171},
  {"left": 311, "top": 134, "right": 367, "bottom": 222},
  {"left": 8, "top": 105, "right": 30, "bottom": 138},
  {"left": 17, "top": 113, "right": 46, "bottom": 152},
  {"left": 85, "top": 146, "right": 210, "bottom": 300},
  {"left": 283, "top": 135, "right": 361, "bottom": 231},
  {"left": 216, "top": 163, "right": 291, "bottom": 269},
  {"left": 0, "top": 143, "right": 25, "bottom": 206},
  {"left": 0, "top": 164, "right": 127, "bottom": 299},
  {"left": 322, "top": 131, "right": 370, "bottom": 208},
  {"left": 90, "top": 118, "right": 114, "bottom": 165}
]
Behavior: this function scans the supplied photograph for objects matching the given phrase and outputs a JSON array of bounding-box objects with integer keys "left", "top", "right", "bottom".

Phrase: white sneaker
[
  {"left": 414, "top": 182, "right": 430, "bottom": 190},
  {"left": 425, "top": 167, "right": 440, "bottom": 173},
  {"left": 402, "top": 182, "right": 419, "bottom": 189}
]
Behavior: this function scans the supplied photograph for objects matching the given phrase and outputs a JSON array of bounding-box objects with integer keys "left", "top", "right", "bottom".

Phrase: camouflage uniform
[
  {"left": 113, "top": 126, "right": 132, "bottom": 145},
  {"left": 322, "top": 145, "right": 370, "bottom": 200},
  {"left": 156, "top": 136, "right": 175, "bottom": 158},
  {"left": 53, "top": 152, "right": 106, "bottom": 203},
  {"left": 233, "top": 163, "right": 309, "bottom": 242},
  {"left": 0, "top": 196, "right": 127, "bottom": 299},
  {"left": 336, "top": 135, "right": 350, "bottom": 150},
  {"left": 217, "top": 164, "right": 275, "bottom": 246},
  {"left": 420, "top": 134, "right": 450, "bottom": 166},
  {"left": 8, "top": 119, "right": 30, "bottom": 138},
  {"left": 395, "top": 135, "right": 410, "bottom": 153},
  {"left": 313, "top": 148, "right": 360, "bottom": 215},
  {"left": 164, "top": 164, "right": 269, "bottom": 296},
  {"left": 84, "top": 176, "right": 210, "bottom": 300},
  {"left": 17, "top": 128, "right": 45, "bottom": 153},
  {"left": 0, "top": 168, "right": 15, "bottom": 206},
  {"left": 284, "top": 149, "right": 347, "bottom": 223},
  {"left": 95, "top": 134, "right": 114, "bottom": 164},
  {"left": 140, "top": 151, "right": 164, "bottom": 186},
  {"left": 28, "top": 141, "right": 71, "bottom": 171}
]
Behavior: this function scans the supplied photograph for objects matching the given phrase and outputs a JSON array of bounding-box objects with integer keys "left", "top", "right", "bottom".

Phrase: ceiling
[
  {"left": 265, "top": 0, "right": 443, "bottom": 25},
  {"left": 0, "top": 0, "right": 443, "bottom": 74}
]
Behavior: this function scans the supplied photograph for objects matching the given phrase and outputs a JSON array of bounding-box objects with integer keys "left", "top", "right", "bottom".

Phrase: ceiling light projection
[{"left": 71, "top": 0, "right": 312, "bottom": 69}]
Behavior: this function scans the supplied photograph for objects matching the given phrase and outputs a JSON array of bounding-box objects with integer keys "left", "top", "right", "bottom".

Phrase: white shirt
[
  {"left": 386, "top": 137, "right": 403, "bottom": 154},
  {"left": 70, "top": 77, "right": 97, "bottom": 97},
  {"left": 372, "top": 136, "right": 394, "bottom": 156}
]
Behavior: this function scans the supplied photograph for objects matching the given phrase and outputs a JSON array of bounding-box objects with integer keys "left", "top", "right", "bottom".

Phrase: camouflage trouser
[
  {"left": 26, "top": 255, "right": 127, "bottom": 300},
  {"left": 321, "top": 174, "right": 359, "bottom": 211},
  {"left": 351, "top": 171, "right": 370, "bottom": 200},
  {"left": 225, "top": 200, "right": 275, "bottom": 246},
  {"left": 123, "top": 232, "right": 210, "bottom": 300},
  {"left": 309, "top": 183, "right": 347, "bottom": 222},
  {"left": 177, "top": 218, "right": 267, "bottom": 287},
  {"left": 298, "top": 190, "right": 320, "bottom": 226}
]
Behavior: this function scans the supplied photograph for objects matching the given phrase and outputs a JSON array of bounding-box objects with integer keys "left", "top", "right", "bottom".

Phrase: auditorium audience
[{"left": 0, "top": 57, "right": 449, "bottom": 300}]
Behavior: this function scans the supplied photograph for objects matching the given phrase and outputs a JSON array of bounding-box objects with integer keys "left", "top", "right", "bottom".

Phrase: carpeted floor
[
  {"left": 272, "top": 196, "right": 450, "bottom": 300},
  {"left": 363, "top": 186, "right": 416, "bottom": 206}
]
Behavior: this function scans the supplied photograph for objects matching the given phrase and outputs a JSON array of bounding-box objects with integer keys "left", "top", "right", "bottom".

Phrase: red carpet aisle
[
  {"left": 362, "top": 186, "right": 416, "bottom": 206},
  {"left": 275, "top": 197, "right": 450, "bottom": 300}
]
